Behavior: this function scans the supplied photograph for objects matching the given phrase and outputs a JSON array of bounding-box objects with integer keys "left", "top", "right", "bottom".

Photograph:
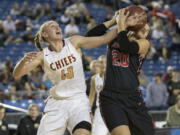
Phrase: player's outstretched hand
[
  {"left": 116, "top": 8, "right": 129, "bottom": 31},
  {"left": 110, "top": 11, "right": 119, "bottom": 26}
]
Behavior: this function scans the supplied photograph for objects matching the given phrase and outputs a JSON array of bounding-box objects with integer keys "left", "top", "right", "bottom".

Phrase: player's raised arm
[
  {"left": 13, "top": 51, "right": 43, "bottom": 79},
  {"left": 116, "top": 9, "right": 150, "bottom": 56},
  {"left": 70, "top": 28, "right": 117, "bottom": 49}
]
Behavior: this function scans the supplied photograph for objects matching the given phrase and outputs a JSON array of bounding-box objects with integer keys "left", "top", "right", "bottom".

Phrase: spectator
[
  {"left": 66, "top": 0, "right": 89, "bottom": 22},
  {"left": 13, "top": 77, "right": 26, "bottom": 91},
  {"left": 162, "top": 66, "right": 174, "bottom": 85},
  {"left": 98, "top": 55, "right": 106, "bottom": 70},
  {"left": 43, "top": 3, "right": 56, "bottom": 20},
  {"left": 59, "top": 10, "right": 71, "bottom": 24},
  {"left": 0, "top": 29, "right": 14, "bottom": 45},
  {"left": 86, "top": 60, "right": 101, "bottom": 96},
  {"left": 4, "top": 59, "right": 14, "bottom": 78},
  {"left": 82, "top": 14, "right": 93, "bottom": 24},
  {"left": 26, "top": 19, "right": 34, "bottom": 29},
  {"left": 64, "top": 19, "right": 79, "bottom": 37},
  {"left": 164, "top": 21, "right": 176, "bottom": 37},
  {"left": 162, "top": 5, "right": 175, "bottom": 24},
  {"left": 14, "top": 19, "right": 26, "bottom": 31},
  {"left": 0, "top": 68, "right": 13, "bottom": 86},
  {"left": 138, "top": 70, "right": 149, "bottom": 87},
  {"left": 20, "top": 1, "right": 33, "bottom": 17},
  {"left": 32, "top": 3, "right": 44, "bottom": 20},
  {"left": 23, "top": 82, "right": 34, "bottom": 99},
  {"left": 146, "top": 41, "right": 157, "bottom": 60},
  {"left": 10, "top": 2, "right": 21, "bottom": 16},
  {"left": 0, "top": 87, "right": 7, "bottom": 100},
  {"left": 0, "top": 21, "right": 5, "bottom": 47},
  {"left": 151, "top": 16, "right": 163, "bottom": 31},
  {"left": 167, "top": 69, "right": 180, "bottom": 106},
  {"left": 166, "top": 95, "right": 180, "bottom": 127},
  {"left": 16, "top": 104, "right": 41, "bottom": 135},
  {"left": 29, "top": 68, "right": 43, "bottom": 85},
  {"left": 151, "top": 3, "right": 161, "bottom": 16},
  {"left": 157, "top": 39, "right": 171, "bottom": 61},
  {"left": 152, "top": 24, "right": 165, "bottom": 40},
  {"left": 147, "top": 73, "right": 168, "bottom": 110},
  {"left": 0, "top": 105, "right": 9, "bottom": 135},
  {"left": 19, "top": 27, "right": 34, "bottom": 42},
  {"left": 3, "top": 16, "right": 16, "bottom": 32},
  {"left": 87, "top": 18, "right": 96, "bottom": 31},
  {"left": 55, "top": 0, "right": 65, "bottom": 13},
  {"left": 170, "top": 30, "right": 180, "bottom": 52},
  {"left": 7, "top": 83, "right": 19, "bottom": 100},
  {"left": 35, "top": 82, "right": 48, "bottom": 99}
]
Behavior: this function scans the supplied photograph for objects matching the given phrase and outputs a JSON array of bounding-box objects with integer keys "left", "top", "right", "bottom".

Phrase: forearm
[
  {"left": 13, "top": 58, "right": 27, "bottom": 79},
  {"left": 77, "top": 29, "right": 117, "bottom": 49},
  {"left": 85, "top": 23, "right": 107, "bottom": 37},
  {"left": 116, "top": 31, "right": 139, "bottom": 54}
]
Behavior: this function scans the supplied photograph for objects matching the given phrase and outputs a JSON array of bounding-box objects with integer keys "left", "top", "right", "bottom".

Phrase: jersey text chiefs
[{"left": 50, "top": 54, "right": 76, "bottom": 71}]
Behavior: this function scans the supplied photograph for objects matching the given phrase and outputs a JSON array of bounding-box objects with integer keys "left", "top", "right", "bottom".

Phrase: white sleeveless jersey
[
  {"left": 94, "top": 74, "right": 103, "bottom": 107},
  {"left": 43, "top": 38, "right": 86, "bottom": 98}
]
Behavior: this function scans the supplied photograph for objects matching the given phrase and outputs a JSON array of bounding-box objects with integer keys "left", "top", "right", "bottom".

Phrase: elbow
[{"left": 13, "top": 71, "right": 21, "bottom": 80}]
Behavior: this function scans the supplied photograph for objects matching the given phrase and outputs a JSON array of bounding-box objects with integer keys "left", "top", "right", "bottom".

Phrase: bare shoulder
[
  {"left": 69, "top": 35, "right": 83, "bottom": 49},
  {"left": 136, "top": 39, "right": 150, "bottom": 46}
]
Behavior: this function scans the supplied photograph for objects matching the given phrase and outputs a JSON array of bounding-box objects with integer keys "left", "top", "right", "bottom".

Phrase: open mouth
[{"left": 56, "top": 32, "right": 61, "bottom": 34}]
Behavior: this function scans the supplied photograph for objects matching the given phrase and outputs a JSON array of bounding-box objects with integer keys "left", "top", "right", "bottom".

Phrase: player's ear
[{"left": 42, "top": 32, "right": 48, "bottom": 38}]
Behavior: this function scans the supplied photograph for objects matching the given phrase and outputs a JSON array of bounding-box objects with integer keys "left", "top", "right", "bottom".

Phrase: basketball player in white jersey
[
  {"left": 89, "top": 60, "right": 109, "bottom": 135},
  {"left": 13, "top": 20, "right": 117, "bottom": 135}
]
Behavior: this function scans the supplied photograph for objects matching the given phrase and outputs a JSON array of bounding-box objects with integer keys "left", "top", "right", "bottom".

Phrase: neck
[
  {"left": 31, "top": 116, "right": 37, "bottom": 121},
  {"left": 49, "top": 40, "right": 64, "bottom": 52}
]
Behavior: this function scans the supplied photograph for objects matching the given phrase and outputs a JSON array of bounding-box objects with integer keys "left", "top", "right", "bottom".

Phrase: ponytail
[{"left": 34, "top": 33, "right": 43, "bottom": 51}]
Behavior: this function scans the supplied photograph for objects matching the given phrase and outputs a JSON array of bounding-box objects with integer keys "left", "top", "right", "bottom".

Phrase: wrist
[
  {"left": 109, "top": 19, "right": 116, "bottom": 27},
  {"left": 117, "top": 23, "right": 127, "bottom": 33},
  {"left": 117, "top": 26, "right": 126, "bottom": 33}
]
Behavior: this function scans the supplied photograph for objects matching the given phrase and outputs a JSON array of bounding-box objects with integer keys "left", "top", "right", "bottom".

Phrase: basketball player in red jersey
[
  {"left": 13, "top": 20, "right": 117, "bottom": 135},
  {"left": 86, "top": 9, "right": 155, "bottom": 135}
]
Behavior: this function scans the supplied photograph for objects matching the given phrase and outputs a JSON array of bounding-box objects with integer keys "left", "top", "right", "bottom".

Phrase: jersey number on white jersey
[{"left": 61, "top": 66, "right": 74, "bottom": 80}]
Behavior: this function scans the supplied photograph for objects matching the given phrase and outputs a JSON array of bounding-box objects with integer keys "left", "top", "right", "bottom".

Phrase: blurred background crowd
[{"left": 0, "top": 0, "right": 180, "bottom": 134}]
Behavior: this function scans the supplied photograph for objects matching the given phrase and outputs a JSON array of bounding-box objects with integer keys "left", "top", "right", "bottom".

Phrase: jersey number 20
[
  {"left": 112, "top": 50, "right": 129, "bottom": 67},
  {"left": 61, "top": 66, "right": 74, "bottom": 80}
]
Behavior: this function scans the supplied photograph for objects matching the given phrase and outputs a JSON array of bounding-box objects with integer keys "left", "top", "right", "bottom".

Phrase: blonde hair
[
  {"left": 28, "top": 104, "right": 39, "bottom": 112},
  {"left": 98, "top": 55, "right": 106, "bottom": 61},
  {"left": 34, "top": 21, "right": 54, "bottom": 51},
  {"left": 90, "top": 60, "right": 102, "bottom": 70}
]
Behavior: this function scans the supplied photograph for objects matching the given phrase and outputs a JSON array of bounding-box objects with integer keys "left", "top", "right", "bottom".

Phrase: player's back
[
  {"left": 43, "top": 38, "right": 86, "bottom": 98},
  {"left": 103, "top": 39, "right": 144, "bottom": 93}
]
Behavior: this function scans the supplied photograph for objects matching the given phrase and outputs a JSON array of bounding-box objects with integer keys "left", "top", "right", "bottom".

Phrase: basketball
[{"left": 125, "top": 5, "right": 147, "bottom": 31}]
